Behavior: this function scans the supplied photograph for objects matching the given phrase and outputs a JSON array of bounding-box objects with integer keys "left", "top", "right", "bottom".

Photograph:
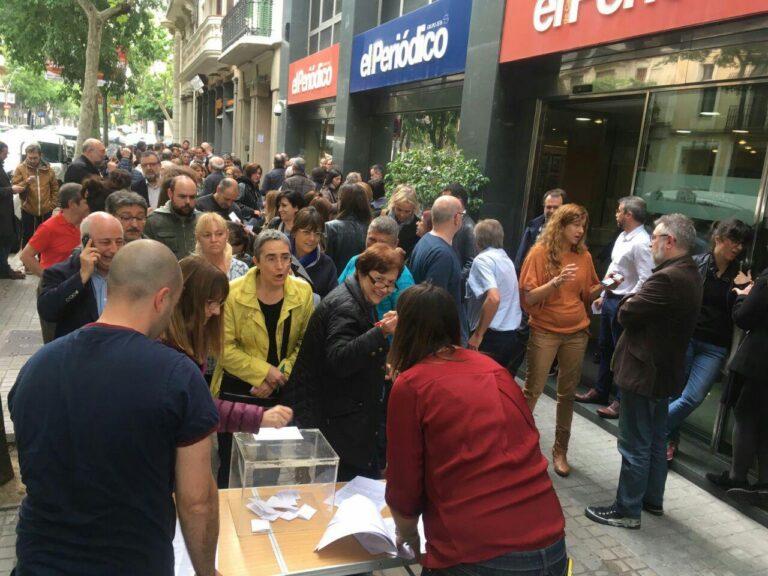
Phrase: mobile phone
[
  {"left": 601, "top": 277, "right": 616, "bottom": 288},
  {"left": 81, "top": 233, "right": 91, "bottom": 247}
]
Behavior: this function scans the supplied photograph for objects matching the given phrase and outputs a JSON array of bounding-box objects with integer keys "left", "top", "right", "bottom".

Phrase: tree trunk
[
  {"left": 102, "top": 89, "right": 109, "bottom": 144},
  {"left": 158, "top": 102, "right": 174, "bottom": 140},
  {"left": 76, "top": 12, "right": 104, "bottom": 155}
]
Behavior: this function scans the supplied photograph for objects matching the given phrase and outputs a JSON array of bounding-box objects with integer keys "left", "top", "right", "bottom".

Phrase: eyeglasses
[
  {"left": 117, "top": 215, "right": 147, "bottom": 223},
  {"left": 141, "top": 162, "right": 160, "bottom": 168},
  {"left": 651, "top": 233, "right": 670, "bottom": 242},
  {"left": 367, "top": 274, "right": 396, "bottom": 291},
  {"left": 457, "top": 210, "right": 466, "bottom": 217}
]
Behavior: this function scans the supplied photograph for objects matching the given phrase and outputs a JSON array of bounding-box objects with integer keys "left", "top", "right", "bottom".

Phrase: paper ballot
[
  {"left": 253, "top": 426, "right": 304, "bottom": 441},
  {"left": 316, "top": 494, "right": 398, "bottom": 556},
  {"left": 328, "top": 475, "right": 387, "bottom": 511}
]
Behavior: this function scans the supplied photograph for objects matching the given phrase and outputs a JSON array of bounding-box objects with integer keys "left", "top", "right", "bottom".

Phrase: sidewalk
[{"left": 1, "top": 271, "right": 768, "bottom": 574}]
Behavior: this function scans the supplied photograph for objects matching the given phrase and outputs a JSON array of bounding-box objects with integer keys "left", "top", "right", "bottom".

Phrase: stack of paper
[
  {"left": 246, "top": 489, "right": 316, "bottom": 523},
  {"left": 327, "top": 475, "right": 387, "bottom": 511},
  {"left": 316, "top": 494, "right": 398, "bottom": 556}
]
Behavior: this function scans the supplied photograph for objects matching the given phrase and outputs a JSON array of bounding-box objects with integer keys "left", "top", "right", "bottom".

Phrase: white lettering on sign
[
  {"left": 534, "top": 0, "right": 657, "bottom": 32},
  {"left": 291, "top": 62, "right": 334, "bottom": 96},
  {"left": 359, "top": 22, "right": 449, "bottom": 78}
]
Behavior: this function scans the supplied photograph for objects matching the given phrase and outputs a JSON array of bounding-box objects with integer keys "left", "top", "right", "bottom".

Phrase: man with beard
[
  {"left": 38, "top": 212, "right": 125, "bottom": 340},
  {"left": 12, "top": 143, "right": 60, "bottom": 246},
  {"left": 585, "top": 213, "right": 702, "bottom": 530},
  {"left": 11, "top": 240, "right": 220, "bottom": 575},
  {"left": 131, "top": 151, "right": 163, "bottom": 208},
  {"left": 144, "top": 175, "right": 200, "bottom": 259}
]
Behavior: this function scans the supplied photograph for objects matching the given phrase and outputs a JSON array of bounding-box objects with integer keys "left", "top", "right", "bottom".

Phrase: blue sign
[{"left": 349, "top": 0, "right": 472, "bottom": 93}]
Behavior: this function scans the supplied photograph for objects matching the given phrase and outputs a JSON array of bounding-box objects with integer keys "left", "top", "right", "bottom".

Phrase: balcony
[
  {"left": 220, "top": 0, "right": 279, "bottom": 67},
  {"left": 181, "top": 16, "right": 223, "bottom": 80}
]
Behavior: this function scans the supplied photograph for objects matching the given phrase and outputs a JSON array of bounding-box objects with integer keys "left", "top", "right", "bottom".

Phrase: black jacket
[
  {"left": 392, "top": 214, "right": 420, "bottom": 259},
  {"left": 324, "top": 217, "right": 367, "bottom": 273},
  {"left": 262, "top": 168, "right": 285, "bottom": 193},
  {"left": 64, "top": 155, "right": 101, "bottom": 185},
  {"left": 0, "top": 161, "right": 16, "bottom": 238},
  {"left": 291, "top": 249, "right": 338, "bottom": 300},
  {"left": 130, "top": 178, "right": 152, "bottom": 206},
  {"left": 728, "top": 267, "right": 768, "bottom": 378},
  {"left": 280, "top": 173, "right": 315, "bottom": 197},
  {"left": 196, "top": 193, "right": 244, "bottom": 221},
  {"left": 38, "top": 252, "right": 99, "bottom": 339},
  {"left": 287, "top": 276, "right": 389, "bottom": 471},
  {"left": 514, "top": 214, "right": 545, "bottom": 273},
  {"left": 202, "top": 171, "right": 225, "bottom": 197}
]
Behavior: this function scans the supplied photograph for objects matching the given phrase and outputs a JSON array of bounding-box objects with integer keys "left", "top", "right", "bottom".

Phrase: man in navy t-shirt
[
  {"left": 409, "top": 195, "right": 468, "bottom": 343},
  {"left": 10, "top": 240, "right": 221, "bottom": 576}
]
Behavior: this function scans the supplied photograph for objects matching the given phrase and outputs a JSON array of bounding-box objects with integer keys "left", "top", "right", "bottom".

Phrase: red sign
[
  {"left": 500, "top": 1, "right": 768, "bottom": 63},
  {"left": 288, "top": 44, "right": 340, "bottom": 105}
]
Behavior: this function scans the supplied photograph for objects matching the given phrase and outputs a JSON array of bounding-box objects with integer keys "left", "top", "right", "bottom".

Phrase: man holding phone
[
  {"left": 576, "top": 196, "right": 654, "bottom": 418},
  {"left": 38, "top": 212, "right": 125, "bottom": 340}
]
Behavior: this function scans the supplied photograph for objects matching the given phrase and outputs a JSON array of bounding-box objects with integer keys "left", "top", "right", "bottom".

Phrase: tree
[{"left": 0, "top": 0, "right": 166, "bottom": 151}]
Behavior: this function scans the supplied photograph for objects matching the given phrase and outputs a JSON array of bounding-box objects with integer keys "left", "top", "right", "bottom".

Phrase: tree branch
[{"left": 100, "top": 0, "right": 135, "bottom": 21}]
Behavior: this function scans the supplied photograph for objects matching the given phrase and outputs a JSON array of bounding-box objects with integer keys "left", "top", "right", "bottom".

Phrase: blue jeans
[
  {"left": 595, "top": 295, "right": 623, "bottom": 399},
  {"left": 615, "top": 390, "right": 669, "bottom": 519},
  {"left": 666, "top": 339, "right": 727, "bottom": 441},
  {"left": 423, "top": 537, "right": 568, "bottom": 576}
]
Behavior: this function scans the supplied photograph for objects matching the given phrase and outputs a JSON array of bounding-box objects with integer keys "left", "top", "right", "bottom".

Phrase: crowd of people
[{"left": 1, "top": 135, "right": 766, "bottom": 576}]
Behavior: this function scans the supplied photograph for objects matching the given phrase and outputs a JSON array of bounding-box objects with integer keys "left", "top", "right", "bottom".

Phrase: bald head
[
  {"left": 431, "top": 195, "right": 462, "bottom": 225},
  {"left": 108, "top": 240, "right": 182, "bottom": 303},
  {"left": 82, "top": 138, "right": 106, "bottom": 166},
  {"left": 209, "top": 156, "right": 225, "bottom": 172}
]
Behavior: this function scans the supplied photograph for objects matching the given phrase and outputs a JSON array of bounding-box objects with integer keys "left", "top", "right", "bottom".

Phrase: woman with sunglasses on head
[
  {"left": 385, "top": 283, "right": 568, "bottom": 575},
  {"left": 288, "top": 243, "right": 403, "bottom": 481},
  {"left": 290, "top": 207, "right": 337, "bottom": 301}
]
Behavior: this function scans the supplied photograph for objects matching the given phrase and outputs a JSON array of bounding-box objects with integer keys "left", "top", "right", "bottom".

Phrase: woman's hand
[
  {"left": 264, "top": 365, "right": 287, "bottom": 389},
  {"left": 250, "top": 384, "right": 273, "bottom": 398},
  {"left": 552, "top": 264, "right": 578, "bottom": 289},
  {"left": 467, "top": 331, "right": 483, "bottom": 351},
  {"left": 733, "top": 283, "right": 753, "bottom": 297},
  {"left": 261, "top": 405, "right": 293, "bottom": 428},
  {"left": 378, "top": 311, "right": 398, "bottom": 337},
  {"left": 734, "top": 270, "right": 752, "bottom": 287}
]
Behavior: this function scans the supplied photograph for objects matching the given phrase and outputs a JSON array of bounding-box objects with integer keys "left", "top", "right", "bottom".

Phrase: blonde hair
[
  {"left": 534, "top": 203, "right": 589, "bottom": 279},
  {"left": 386, "top": 184, "right": 420, "bottom": 213},
  {"left": 263, "top": 190, "right": 280, "bottom": 223},
  {"left": 194, "top": 212, "right": 233, "bottom": 272}
]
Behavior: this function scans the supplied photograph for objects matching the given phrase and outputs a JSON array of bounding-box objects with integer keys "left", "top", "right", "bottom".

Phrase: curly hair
[{"left": 534, "top": 203, "right": 589, "bottom": 279}]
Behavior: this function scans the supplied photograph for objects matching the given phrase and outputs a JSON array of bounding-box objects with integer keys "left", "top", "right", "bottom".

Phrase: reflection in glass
[{"left": 635, "top": 84, "right": 767, "bottom": 230}]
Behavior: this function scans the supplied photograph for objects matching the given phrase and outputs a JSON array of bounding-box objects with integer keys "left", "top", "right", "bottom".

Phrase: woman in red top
[
  {"left": 519, "top": 204, "right": 603, "bottom": 477},
  {"left": 386, "top": 284, "right": 567, "bottom": 575}
]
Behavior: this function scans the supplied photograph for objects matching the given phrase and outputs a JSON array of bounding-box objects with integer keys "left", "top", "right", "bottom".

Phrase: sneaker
[
  {"left": 705, "top": 470, "right": 750, "bottom": 490},
  {"left": 727, "top": 484, "right": 768, "bottom": 506},
  {"left": 584, "top": 504, "right": 641, "bottom": 529},
  {"left": 642, "top": 501, "right": 664, "bottom": 516},
  {"left": 666, "top": 440, "right": 677, "bottom": 462}
]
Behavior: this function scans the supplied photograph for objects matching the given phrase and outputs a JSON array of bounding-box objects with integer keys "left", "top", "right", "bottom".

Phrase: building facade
[
  {"left": 275, "top": 0, "right": 768, "bottom": 473},
  {"left": 165, "top": 0, "right": 284, "bottom": 166}
]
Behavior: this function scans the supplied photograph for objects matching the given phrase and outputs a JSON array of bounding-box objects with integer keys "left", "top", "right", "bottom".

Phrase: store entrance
[{"left": 532, "top": 95, "right": 646, "bottom": 270}]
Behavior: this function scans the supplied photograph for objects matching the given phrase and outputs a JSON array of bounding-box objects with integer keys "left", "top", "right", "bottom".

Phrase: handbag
[{"left": 219, "top": 310, "right": 292, "bottom": 408}]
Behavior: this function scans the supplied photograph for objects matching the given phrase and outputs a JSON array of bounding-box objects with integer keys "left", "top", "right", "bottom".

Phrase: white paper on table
[
  {"left": 253, "top": 426, "right": 303, "bottom": 441},
  {"left": 276, "top": 489, "right": 301, "bottom": 501},
  {"left": 174, "top": 520, "right": 219, "bottom": 575},
  {"left": 281, "top": 510, "right": 300, "bottom": 521},
  {"left": 315, "top": 494, "right": 397, "bottom": 556},
  {"left": 298, "top": 504, "right": 317, "bottom": 520},
  {"left": 247, "top": 501, "right": 280, "bottom": 521},
  {"left": 251, "top": 519, "right": 272, "bottom": 533},
  {"left": 328, "top": 475, "right": 387, "bottom": 511},
  {"left": 267, "top": 494, "right": 298, "bottom": 510}
]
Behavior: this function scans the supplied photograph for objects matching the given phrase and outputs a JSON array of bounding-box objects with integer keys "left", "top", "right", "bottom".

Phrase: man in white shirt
[
  {"left": 576, "top": 196, "right": 654, "bottom": 418},
  {"left": 466, "top": 219, "right": 522, "bottom": 367}
]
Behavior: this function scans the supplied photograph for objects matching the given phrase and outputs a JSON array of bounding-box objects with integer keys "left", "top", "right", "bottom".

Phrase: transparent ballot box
[{"left": 228, "top": 429, "right": 340, "bottom": 536}]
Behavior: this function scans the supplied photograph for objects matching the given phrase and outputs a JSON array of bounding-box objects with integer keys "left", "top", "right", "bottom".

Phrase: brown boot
[{"left": 552, "top": 430, "right": 571, "bottom": 477}]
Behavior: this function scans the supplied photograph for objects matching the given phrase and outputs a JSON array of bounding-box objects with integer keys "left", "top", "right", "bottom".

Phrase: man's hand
[
  {"left": 602, "top": 272, "right": 624, "bottom": 292},
  {"left": 261, "top": 405, "right": 293, "bottom": 428},
  {"left": 467, "top": 331, "right": 483, "bottom": 351},
  {"left": 733, "top": 283, "right": 753, "bottom": 297},
  {"left": 594, "top": 297, "right": 603, "bottom": 311},
  {"left": 11, "top": 185, "right": 24, "bottom": 194},
  {"left": 79, "top": 240, "right": 99, "bottom": 284},
  {"left": 734, "top": 270, "right": 752, "bottom": 287}
]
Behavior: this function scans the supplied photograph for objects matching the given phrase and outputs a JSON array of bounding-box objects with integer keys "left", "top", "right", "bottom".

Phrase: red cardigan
[{"left": 385, "top": 348, "right": 565, "bottom": 569}]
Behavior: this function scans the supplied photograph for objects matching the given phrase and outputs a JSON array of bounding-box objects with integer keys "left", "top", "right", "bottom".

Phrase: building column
[{"left": 172, "top": 32, "right": 182, "bottom": 141}]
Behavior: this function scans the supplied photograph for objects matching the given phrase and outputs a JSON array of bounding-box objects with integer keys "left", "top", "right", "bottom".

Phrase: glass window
[
  {"left": 380, "top": 0, "right": 401, "bottom": 23},
  {"left": 332, "top": 21, "right": 340, "bottom": 44},
  {"left": 635, "top": 85, "right": 768, "bottom": 232},
  {"left": 319, "top": 26, "right": 332, "bottom": 50},
  {"left": 309, "top": 33, "right": 319, "bottom": 54},
  {"left": 310, "top": 0, "right": 320, "bottom": 30},
  {"left": 335, "top": 0, "right": 342, "bottom": 15},
  {"left": 403, "top": 0, "right": 429, "bottom": 14},
  {"left": 322, "top": 0, "right": 334, "bottom": 22}
]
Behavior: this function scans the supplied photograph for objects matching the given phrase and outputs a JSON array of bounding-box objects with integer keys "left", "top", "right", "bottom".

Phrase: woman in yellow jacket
[{"left": 211, "top": 229, "right": 314, "bottom": 486}]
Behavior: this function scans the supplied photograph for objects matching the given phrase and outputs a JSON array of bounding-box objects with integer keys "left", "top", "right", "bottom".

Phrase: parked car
[{"left": 2, "top": 129, "right": 72, "bottom": 184}]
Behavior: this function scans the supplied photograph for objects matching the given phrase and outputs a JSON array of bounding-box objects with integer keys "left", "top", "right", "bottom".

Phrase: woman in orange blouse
[{"left": 519, "top": 204, "right": 605, "bottom": 477}]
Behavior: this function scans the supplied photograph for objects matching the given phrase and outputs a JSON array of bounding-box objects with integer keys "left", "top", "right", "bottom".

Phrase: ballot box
[{"left": 228, "top": 429, "right": 340, "bottom": 536}]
